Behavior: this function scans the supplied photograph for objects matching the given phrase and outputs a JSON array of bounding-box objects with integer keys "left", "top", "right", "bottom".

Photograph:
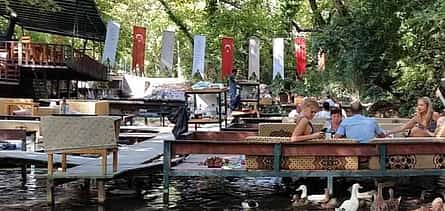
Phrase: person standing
[{"left": 229, "top": 69, "right": 241, "bottom": 111}]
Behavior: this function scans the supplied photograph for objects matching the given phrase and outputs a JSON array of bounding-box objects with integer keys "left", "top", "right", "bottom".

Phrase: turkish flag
[
  {"left": 132, "top": 26, "right": 146, "bottom": 74},
  {"left": 221, "top": 37, "right": 234, "bottom": 80},
  {"left": 295, "top": 37, "right": 306, "bottom": 77}
]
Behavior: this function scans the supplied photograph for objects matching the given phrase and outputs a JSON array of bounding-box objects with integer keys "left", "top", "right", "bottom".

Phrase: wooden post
[
  {"left": 97, "top": 180, "right": 106, "bottom": 204},
  {"left": 112, "top": 149, "right": 118, "bottom": 172},
  {"left": 61, "top": 154, "right": 67, "bottom": 172},
  {"left": 101, "top": 149, "right": 107, "bottom": 175},
  {"left": 83, "top": 179, "right": 90, "bottom": 193},
  {"left": 46, "top": 178, "right": 54, "bottom": 205},
  {"left": 47, "top": 153, "right": 53, "bottom": 176},
  {"left": 67, "top": 80, "right": 71, "bottom": 98},
  {"left": 56, "top": 80, "right": 60, "bottom": 99},
  {"left": 163, "top": 141, "right": 171, "bottom": 203}
]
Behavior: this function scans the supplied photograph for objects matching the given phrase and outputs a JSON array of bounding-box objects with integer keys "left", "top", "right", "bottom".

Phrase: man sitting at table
[{"left": 334, "top": 101, "right": 386, "bottom": 143}]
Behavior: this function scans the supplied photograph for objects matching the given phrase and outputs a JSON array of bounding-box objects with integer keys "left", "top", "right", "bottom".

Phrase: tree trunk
[{"left": 308, "top": 0, "right": 326, "bottom": 26}]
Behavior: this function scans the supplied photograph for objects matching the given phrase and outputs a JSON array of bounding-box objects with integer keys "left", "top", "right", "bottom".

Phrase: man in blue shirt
[{"left": 334, "top": 101, "right": 386, "bottom": 143}]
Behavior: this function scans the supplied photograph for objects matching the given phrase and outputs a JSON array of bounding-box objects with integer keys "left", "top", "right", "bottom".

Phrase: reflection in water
[{"left": 1, "top": 168, "right": 445, "bottom": 210}]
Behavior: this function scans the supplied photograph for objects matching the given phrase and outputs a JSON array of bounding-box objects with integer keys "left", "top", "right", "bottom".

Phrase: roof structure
[{"left": 0, "top": 0, "right": 106, "bottom": 41}]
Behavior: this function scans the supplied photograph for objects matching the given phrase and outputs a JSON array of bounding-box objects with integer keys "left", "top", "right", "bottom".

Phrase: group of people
[{"left": 290, "top": 96, "right": 445, "bottom": 143}]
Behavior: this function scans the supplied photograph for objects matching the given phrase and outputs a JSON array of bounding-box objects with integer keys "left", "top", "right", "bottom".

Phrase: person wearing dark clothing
[{"left": 229, "top": 69, "right": 241, "bottom": 110}]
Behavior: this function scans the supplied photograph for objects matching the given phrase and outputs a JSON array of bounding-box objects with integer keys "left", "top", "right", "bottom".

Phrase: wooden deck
[
  {"left": 44, "top": 127, "right": 174, "bottom": 204},
  {"left": 162, "top": 131, "right": 445, "bottom": 203}
]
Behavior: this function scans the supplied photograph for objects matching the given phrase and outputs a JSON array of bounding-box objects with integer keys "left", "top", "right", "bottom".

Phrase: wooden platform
[
  {"left": 0, "top": 150, "right": 95, "bottom": 166},
  {"left": 45, "top": 127, "right": 173, "bottom": 204}
]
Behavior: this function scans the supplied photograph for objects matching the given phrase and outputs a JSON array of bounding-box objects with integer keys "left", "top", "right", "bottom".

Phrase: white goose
[
  {"left": 296, "top": 185, "right": 329, "bottom": 203},
  {"left": 348, "top": 186, "right": 376, "bottom": 200},
  {"left": 335, "top": 183, "right": 361, "bottom": 211}
]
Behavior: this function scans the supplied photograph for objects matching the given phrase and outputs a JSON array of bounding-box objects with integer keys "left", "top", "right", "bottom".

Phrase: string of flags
[{"left": 102, "top": 21, "right": 313, "bottom": 79}]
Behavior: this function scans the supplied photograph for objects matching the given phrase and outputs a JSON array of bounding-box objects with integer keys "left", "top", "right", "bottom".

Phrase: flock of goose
[
  {"left": 288, "top": 183, "right": 445, "bottom": 211},
  {"left": 241, "top": 182, "right": 445, "bottom": 210}
]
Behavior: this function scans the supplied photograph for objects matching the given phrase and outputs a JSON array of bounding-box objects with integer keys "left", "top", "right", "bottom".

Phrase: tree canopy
[{"left": 2, "top": 0, "right": 445, "bottom": 115}]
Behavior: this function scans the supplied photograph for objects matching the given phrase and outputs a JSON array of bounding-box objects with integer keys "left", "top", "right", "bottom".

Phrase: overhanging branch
[{"left": 158, "top": 0, "right": 193, "bottom": 44}]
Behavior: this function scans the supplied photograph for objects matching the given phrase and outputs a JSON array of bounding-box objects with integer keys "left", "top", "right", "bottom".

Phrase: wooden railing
[{"left": 0, "top": 41, "right": 107, "bottom": 81}]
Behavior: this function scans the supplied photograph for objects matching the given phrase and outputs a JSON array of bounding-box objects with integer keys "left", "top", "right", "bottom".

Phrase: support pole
[
  {"left": 163, "top": 141, "right": 171, "bottom": 203},
  {"left": 97, "top": 180, "right": 106, "bottom": 204},
  {"left": 327, "top": 176, "right": 334, "bottom": 195},
  {"left": 83, "top": 179, "right": 90, "bottom": 193},
  {"left": 46, "top": 178, "right": 54, "bottom": 205}
]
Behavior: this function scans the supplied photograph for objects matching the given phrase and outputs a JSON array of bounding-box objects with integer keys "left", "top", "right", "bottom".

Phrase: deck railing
[{"left": 0, "top": 41, "right": 107, "bottom": 81}]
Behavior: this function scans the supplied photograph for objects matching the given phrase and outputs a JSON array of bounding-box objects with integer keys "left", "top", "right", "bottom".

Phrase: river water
[{"left": 0, "top": 166, "right": 444, "bottom": 210}]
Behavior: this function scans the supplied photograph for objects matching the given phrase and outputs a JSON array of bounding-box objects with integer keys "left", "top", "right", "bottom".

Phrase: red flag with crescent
[
  {"left": 295, "top": 37, "right": 306, "bottom": 77},
  {"left": 221, "top": 37, "right": 234, "bottom": 80},
  {"left": 132, "top": 26, "right": 146, "bottom": 74}
]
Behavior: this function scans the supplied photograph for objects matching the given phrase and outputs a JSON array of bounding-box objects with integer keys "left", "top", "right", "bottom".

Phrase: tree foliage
[{"left": 3, "top": 0, "right": 445, "bottom": 116}]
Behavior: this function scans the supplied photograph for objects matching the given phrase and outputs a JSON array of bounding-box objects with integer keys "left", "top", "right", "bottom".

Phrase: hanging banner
[
  {"left": 192, "top": 35, "right": 206, "bottom": 78},
  {"left": 160, "top": 31, "right": 175, "bottom": 72},
  {"left": 221, "top": 37, "right": 234, "bottom": 80},
  {"left": 102, "top": 21, "right": 120, "bottom": 65},
  {"left": 132, "top": 26, "right": 146, "bottom": 74},
  {"left": 248, "top": 38, "right": 260, "bottom": 81},
  {"left": 273, "top": 38, "right": 284, "bottom": 80},
  {"left": 295, "top": 37, "right": 306, "bottom": 77}
]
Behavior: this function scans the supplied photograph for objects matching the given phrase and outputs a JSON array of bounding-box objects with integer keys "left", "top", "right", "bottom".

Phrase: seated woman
[
  {"left": 323, "top": 108, "right": 343, "bottom": 135},
  {"left": 434, "top": 115, "right": 445, "bottom": 137},
  {"left": 387, "top": 97, "right": 440, "bottom": 137},
  {"left": 290, "top": 99, "right": 325, "bottom": 142}
]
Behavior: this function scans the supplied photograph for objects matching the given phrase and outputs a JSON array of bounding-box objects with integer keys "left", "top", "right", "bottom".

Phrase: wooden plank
[
  {"left": 0, "top": 129, "right": 26, "bottom": 140},
  {"left": 179, "top": 131, "right": 258, "bottom": 141},
  {"left": 282, "top": 144, "right": 378, "bottom": 156},
  {"left": 188, "top": 118, "right": 221, "bottom": 124},
  {"left": 386, "top": 143, "right": 445, "bottom": 155},
  {"left": 172, "top": 142, "right": 274, "bottom": 155},
  {"left": 184, "top": 88, "right": 227, "bottom": 94}
]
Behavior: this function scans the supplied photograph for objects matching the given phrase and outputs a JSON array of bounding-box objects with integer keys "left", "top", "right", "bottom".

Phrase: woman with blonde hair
[
  {"left": 387, "top": 97, "right": 440, "bottom": 137},
  {"left": 290, "top": 99, "right": 325, "bottom": 142}
]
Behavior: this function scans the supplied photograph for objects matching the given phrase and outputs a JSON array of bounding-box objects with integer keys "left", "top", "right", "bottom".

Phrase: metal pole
[{"left": 163, "top": 141, "right": 171, "bottom": 203}]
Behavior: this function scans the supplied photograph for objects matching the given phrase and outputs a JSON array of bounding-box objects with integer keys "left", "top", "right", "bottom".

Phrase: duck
[
  {"left": 321, "top": 197, "right": 338, "bottom": 209},
  {"left": 295, "top": 185, "right": 330, "bottom": 203},
  {"left": 348, "top": 186, "right": 376, "bottom": 200},
  {"left": 406, "top": 190, "right": 427, "bottom": 205},
  {"left": 385, "top": 188, "right": 401, "bottom": 211},
  {"left": 291, "top": 192, "right": 309, "bottom": 207},
  {"left": 241, "top": 199, "right": 259, "bottom": 209},
  {"left": 335, "top": 183, "right": 361, "bottom": 211},
  {"left": 370, "top": 183, "right": 389, "bottom": 211},
  {"left": 412, "top": 195, "right": 445, "bottom": 211},
  {"left": 431, "top": 197, "right": 445, "bottom": 211}
]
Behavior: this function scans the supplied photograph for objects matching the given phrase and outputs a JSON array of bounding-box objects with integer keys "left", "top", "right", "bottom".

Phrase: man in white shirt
[{"left": 314, "top": 102, "right": 331, "bottom": 120}]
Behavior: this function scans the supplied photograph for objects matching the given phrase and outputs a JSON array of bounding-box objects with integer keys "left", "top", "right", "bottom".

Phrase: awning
[{"left": 0, "top": 0, "right": 106, "bottom": 41}]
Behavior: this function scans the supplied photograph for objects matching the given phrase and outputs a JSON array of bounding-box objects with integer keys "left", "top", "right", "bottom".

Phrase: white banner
[
  {"left": 273, "top": 38, "right": 284, "bottom": 79},
  {"left": 160, "top": 31, "right": 175, "bottom": 71},
  {"left": 248, "top": 38, "right": 260, "bottom": 81},
  {"left": 101, "top": 21, "right": 120, "bottom": 65},
  {"left": 192, "top": 35, "right": 206, "bottom": 78}
]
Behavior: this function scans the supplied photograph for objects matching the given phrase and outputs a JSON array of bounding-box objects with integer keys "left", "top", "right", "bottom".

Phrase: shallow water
[{"left": 0, "top": 167, "right": 444, "bottom": 210}]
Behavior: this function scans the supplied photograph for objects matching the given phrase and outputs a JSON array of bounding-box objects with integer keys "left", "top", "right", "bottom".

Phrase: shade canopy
[{"left": 0, "top": 0, "right": 106, "bottom": 41}]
